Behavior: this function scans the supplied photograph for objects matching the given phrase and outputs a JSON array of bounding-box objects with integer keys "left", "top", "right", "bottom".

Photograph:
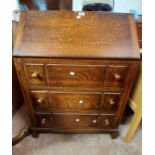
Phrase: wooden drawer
[
  {"left": 31, "top": 90, "right": 122, "bottom": 113},
  {"left": 50, "top": 92, "right": 102, "bottom": 112},
  {"left": 30, "top": 91, "right": 50, "bottom": 111},
  {"left": 104, "top": 65, "right": 128, "bottom": 88},
  {"left": 24, "top": 64, "right": 46, "bottom": 85},
  {"left": 100, "top": 115, "right": 117, "bottom": 129},
  {"left": 46, "top": 65, "right": 105, "bottom": 87},
  {"left": 37, "top": 114, "right": 54, "bottom": 128},
  {"left": 24, "top": 63, "right": 128, "bottom": 89},
  {"left": 102, "top": 92, "right": 122, "bottom": 113},
  {"left": 37, "top": 114, "right": 99, "bottom": 129}
]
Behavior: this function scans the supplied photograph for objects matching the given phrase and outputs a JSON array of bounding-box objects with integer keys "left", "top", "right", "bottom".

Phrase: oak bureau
[{"left": 13, "top": 11, "right": 140, "bottom": 138}]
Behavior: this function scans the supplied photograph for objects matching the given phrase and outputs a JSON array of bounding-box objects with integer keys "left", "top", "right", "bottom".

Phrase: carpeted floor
[{"left": 13, "top": 106, "right": 142, "bottom": 155}]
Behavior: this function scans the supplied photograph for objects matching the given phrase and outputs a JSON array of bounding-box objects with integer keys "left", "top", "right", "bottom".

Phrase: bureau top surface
[{"left": 13, "top": 11, "right": 140, "bottom": 59}]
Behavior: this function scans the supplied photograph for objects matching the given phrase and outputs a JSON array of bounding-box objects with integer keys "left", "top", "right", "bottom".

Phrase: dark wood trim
[
  {"left": 32, "top": 127, "right": 118, "bottom": 133},
  {"left": 14, "top": 58, "right": 37, "bottom": 126},
  {"left": 12, "top": 21, "right": 24, "bottom": 115},
  {"left": 110, "top": 131, "right": 119, "bottom": 139},
  {"left": 12, "top": 63, "right": 24, "bottom": 115}
]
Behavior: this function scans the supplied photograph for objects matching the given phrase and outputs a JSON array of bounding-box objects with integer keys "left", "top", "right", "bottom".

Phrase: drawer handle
[
  {"left": 78, "top": 11, "right": 85, "bottom": 16},
  {"left": 114, "top": 73, "right": 121, "bottom": 80},
  {"left": 76, "top": 15, "right": 81, "bottom": 19},
  {"left": 31, "top": 72, "right": 39, "bottom": 78},
  {"left": 75, "top": 118, "right": 80, "bottom": 122},
  {"left": 37, "top": 98, "right": 43, "bottom": 104},
  {"left": 76, "top": 12, "right": 85, "bottom": 19},
  {"left": 69, "top": 71, "right": 75, "bottom": 76},
  {"left": 92, "top": 119, "right": 97, "bottom": 123},
  {"left": 109, "top": 99, "right": 115, "bottom": 105},
  {"left": 79, "top": 99, "right": 84, "bottom": 104},
  {"left": 41, "top": 118, "right": 46, "bottom": 124},
  {"left": 105, "top": 119, "right": 110, "bottom": 126}
]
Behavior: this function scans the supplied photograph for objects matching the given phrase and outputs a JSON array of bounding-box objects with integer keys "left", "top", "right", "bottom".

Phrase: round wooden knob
[
  {"left": 79, "top": 99, "right": 84, "bottom": 104},
  {"left": 69, "top": 71, "right": 75, "bottom": 76},
  {"left": 114, "top": 73, "right": 121, "bottom": 80},
  {"left": 92, "top": 119, "right": 97, "bottom": 123},
  {"left": 31, "top": 72, "right": 38, "bottom": 78},
  {"left": 109, "top": 99, "right": 115, "bottom": 105},
  {"left": 76, "top": 15, "right": 81, "bottom": 19},
  {"left": 41, "top": 118, "right": 46, "bottom": 124},
  {"left": 37, "top": 98, "right": 43, "bottom": 104},
  {"left": 78, "top": 12, "right": 85, "bottom": 16},
  {"left": 75, "top": 118, "right": 80, "bottom": 122},
  {"left": 105, "top": 119, "right": 110, "bottom": 126}
]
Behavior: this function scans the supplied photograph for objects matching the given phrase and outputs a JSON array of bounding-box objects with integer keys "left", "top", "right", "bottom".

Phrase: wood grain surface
[
  {"left": 13, "top": 11, "right": 140, "bottom": 138},
  {"left": 13, "top": 11, "right": 140, "bottom": 59}
]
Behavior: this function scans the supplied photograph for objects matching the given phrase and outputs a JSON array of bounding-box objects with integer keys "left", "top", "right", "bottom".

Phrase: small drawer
[
  {"left": 102, "top": 92, "right": 121, "bottom": 113},
  {"left": 31, "top": 91, "right": 50, "bottom": 111},
  {"left": 46, "top": 65, "right": 105, "bottom": 87},
  {"left": 104, "top": 65, "right": 128, "bottom": 88},
  {"left": 24, "top": 64, "right": 46, "bottom": 85},
  {"left": 37, "top": 114, "right": 54, "bottom": 128},
  {"left": 50, "top": 92, "right": 102, "bottom": 112},
  {"left": 37, "top": 114, "right": 99, "bottom": 129},
  {"left": 100, "top": 115, "right": 117, "bottom": 129}
]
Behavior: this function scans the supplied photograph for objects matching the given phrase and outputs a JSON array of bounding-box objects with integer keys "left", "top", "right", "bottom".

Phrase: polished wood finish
[
  {"left": 49, "top": 92, "right": 101, "bottom": 112},
  {"left": 31, "top": 90, "right": 50, "bottom": 111},
  {"left": 12, "top": 21, "right": 24, "bottom": 115},
  {"left": 102, "top": 92, "right": 121, "bottom": 113},
  {"left": 46, "top": 65, "right": 105, "bottom": 87},
  {"left": 37, "top": 113, "right": 99, "bottom": 128},
  {"left": 104, "top": 65, "right": 128, "bottom": 88},
  {"left": 14, "top": 11, "right": 140, "bottom": 59},
  {"left": 13, "top": 11, "right": 140, "bottom": 138},
  {"left": 12, "top": 63, "right": 23, "bottom": 114},
  {"left": 100, "top": 115, "right": 117, "bottom": 129},
  {"left": 24, "top": 64, "right": 46, "bottom": 85}
]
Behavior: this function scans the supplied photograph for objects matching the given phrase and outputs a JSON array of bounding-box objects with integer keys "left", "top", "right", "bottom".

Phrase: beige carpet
[{"left": 13, "top": 106, "right": 142, "bottom": 155}]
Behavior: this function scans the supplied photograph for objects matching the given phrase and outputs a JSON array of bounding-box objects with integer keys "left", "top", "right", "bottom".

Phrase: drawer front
[
  {"left": 31, "top": 91, "right": 122, "bottom": 113},
  {"left": 31, "top": 91, "right": 50, "bottom": 111},
  {"left": 24, "top": 64, "right": 46, "bottom": 85},
  {"left": 50, "top": 92, "right": 102, "bottom": 112},
  {"left": 104, "top": 65, "right": 128, "bottom": 88},
  {"left": 37, "top": 114, "right": 99, "bottom": 129},
  {"left": 100, "top": 115, "right": 117, "bottom": 129},
  {"left": 37, "top": 114, "right": 54, "bottom": 128},
  {"left": 46, "top": 65, "right": 105, "bottom": 87},
  {"left": 24, "top": 63, "right": 128, "bottom": 88},
  {"left": 102, "top": 92, "right": 121, "bottom": 113}
]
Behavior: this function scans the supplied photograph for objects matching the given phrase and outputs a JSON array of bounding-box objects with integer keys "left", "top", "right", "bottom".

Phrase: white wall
[
  {"left": 73, "top": 0, "right": 142, "bottom": 15},
  {"left": 12, "top": 0, "right": 20, "bottom": 10},
  {"left": 114, "top": 0, "right": 142, "bottom": 15}
]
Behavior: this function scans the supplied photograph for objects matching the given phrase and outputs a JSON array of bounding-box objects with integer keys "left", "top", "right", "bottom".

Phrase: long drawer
[
  {"left": 30, "top": 91, "right": 122, "bottom": 113},
  {"left": 24, "top": 63, "right": 128, "bottom": 88},
  {"left": 36, "top": 113, "right": 117, "bottom": 129}
]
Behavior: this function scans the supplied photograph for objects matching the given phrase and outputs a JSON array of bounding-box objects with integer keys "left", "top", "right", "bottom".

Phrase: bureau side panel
[
  {"left": 13, "top": 57, "right": 37, "bottom": 127},
  {"left": 116, "top": 62, "right": 139, "bottom": 124}
]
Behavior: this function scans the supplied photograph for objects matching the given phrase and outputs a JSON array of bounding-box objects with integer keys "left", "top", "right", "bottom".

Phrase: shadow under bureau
[{"left": 13, "top": 11, "right": 140, "bottom": 138}]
